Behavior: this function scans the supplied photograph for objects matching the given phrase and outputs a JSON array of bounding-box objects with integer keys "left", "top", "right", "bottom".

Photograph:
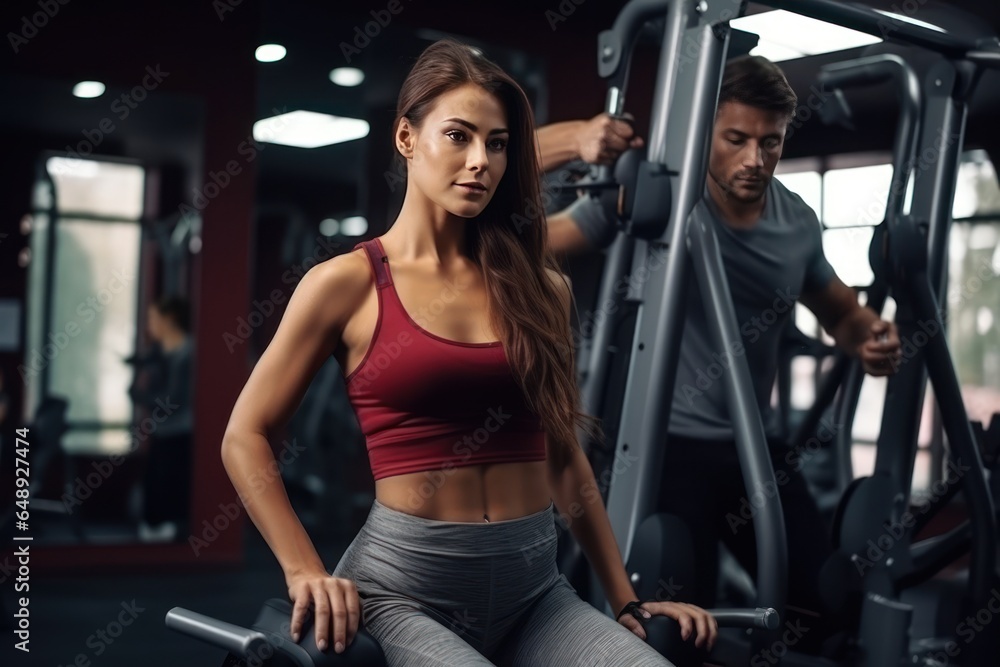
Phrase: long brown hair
[{"left": 392, "top": 39, "right": 603, "bottom": 472}]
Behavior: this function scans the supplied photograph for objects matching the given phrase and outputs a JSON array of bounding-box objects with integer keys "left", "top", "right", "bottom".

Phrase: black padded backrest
[
  {"left": 625, "top": 512, "right": 697, "bottom": 604},
  {"left": 643, "top": 614, "right": 708, "bottom": 667},
  {"left": 613, "top": 146, "right": 644, "bottom": 222},
  {"left": 625, "top": 513, "right": 708, "bottom": 667},
  {"left": 832, "top": 473, "right": 898, "bottom": 557}
]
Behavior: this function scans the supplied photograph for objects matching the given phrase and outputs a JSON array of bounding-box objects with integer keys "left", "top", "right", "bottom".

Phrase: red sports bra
[{"left": 344, "top": 237, "right": 547, "bottom": 481}]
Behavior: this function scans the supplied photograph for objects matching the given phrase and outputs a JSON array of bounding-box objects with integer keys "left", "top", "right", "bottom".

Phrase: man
[{"left": 544, "top": 56, "right": 902, "bottom": 654}]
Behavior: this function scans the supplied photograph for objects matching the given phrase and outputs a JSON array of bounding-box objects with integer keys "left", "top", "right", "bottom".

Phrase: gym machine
[{"left": 579, "top": 0, "right": 1000, "bottom": 665}]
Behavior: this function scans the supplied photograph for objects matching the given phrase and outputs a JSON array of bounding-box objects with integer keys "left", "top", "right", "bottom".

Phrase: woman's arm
[
  {"left": 541, "top": 268, "right": 637, "bottom": 611},
  {"left": 543, "top": 269, "right": 717, "bottom": 649},
  {"left": 222, "top": 254, "right": 366, "bottom": 578},
  {"left": 547, "top": 440, "right": 639, "bottom": 613},
  {"left": 221, "top": 251, "right": 370, "bottom": 651}
]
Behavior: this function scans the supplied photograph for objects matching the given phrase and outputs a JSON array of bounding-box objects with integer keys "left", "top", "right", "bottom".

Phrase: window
[
  {"left": 946, "top": 151, "right": 1000, "bottom": 428},
  {"left": 777, "top": 151, "right": 1000, "bottom": 494},
  {"left": 25, "top": 155, "right": 145, "bottom": 454}
]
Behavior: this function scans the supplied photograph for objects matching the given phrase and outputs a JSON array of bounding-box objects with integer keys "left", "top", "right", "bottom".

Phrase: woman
[{"left": 221, "top": 39, "right": 717, "bottom": 666}]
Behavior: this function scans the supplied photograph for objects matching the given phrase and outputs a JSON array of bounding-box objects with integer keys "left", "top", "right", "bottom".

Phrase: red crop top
[{"left": 343, "top": 237, "right": 548, "bottom": 481}]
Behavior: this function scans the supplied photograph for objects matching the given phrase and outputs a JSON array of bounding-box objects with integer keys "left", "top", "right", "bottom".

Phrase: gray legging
[{"left": 332, "top": 499, "right": 675, "bottom": 667}]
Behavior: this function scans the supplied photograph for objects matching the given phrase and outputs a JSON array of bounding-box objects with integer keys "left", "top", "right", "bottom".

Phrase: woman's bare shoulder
[
  {"left": 543, "top": 267, "right": 573, "bottom": 321},
  {"left": 291, "top": 245, "right": 374, "bottom": 332},
  {"left": 544, "top": 267, "right": 572, "bottom": 301},
  {"left": 543, "top": 267, "right": 572, "bottom": 291}
]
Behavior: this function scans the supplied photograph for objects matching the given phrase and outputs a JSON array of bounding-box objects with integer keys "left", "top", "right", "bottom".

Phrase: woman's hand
[
  {"left": 286, "top": 570, "right": 361, "bottom": 654},
  {"left": 617, "top": 601, "right": 718, "bottom": 651}
]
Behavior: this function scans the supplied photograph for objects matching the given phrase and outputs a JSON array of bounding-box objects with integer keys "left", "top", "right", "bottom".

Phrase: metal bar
[
  {"left": 899, "top": 522, "right": 972, "bottom": 590},
  {"left": 39, "top": 162, "right": 58, "bottom": 405},
  {"left": 916, "top": 60, "right": 966, "bottom": 293},
  {"left": 605, "top": 0, "right": 733, "bottom": 565},
  {"left": 597, "top": 0, "right": 671, "bottom": 89},
  {"left": 872, "top": 61, "right": 960, "bottom": 506},
  {"left": 909, "top": 275, "right": 997, "bottom": 608},
  {"left": 580, "top": 234, "right": 636, "bottom": 423},
  {"left": 688, "top": 203, "right": 788, "bottom": 632},
  {"left": 818, "top": 54, "right": 921, "bottom": 219},
  {"left": 165, "top": 607, "right": 268, "bottom": 658},
  {"left": 907, "top": 457, "right": 966, "bottom": 539},
  {"left": 712, "top": 607, "right": 780, "bottom": 630},
  {"left": 29, "top": 210, "right": 143, "bottom": 224},
  {"left": 952, "top": 213, "right": 1000, "bottom": 223},
  {"left": 646, "top": 0, "right": 692, "bottom": 165},
  {"left": 788, "top": 352, "right": 846, "bottom": 452},
  {"left": 807, "top": 54, "right": 920, "bottom": 494},
  {"left": 601, "top": 0, "right": 743, "bottom": 616}
]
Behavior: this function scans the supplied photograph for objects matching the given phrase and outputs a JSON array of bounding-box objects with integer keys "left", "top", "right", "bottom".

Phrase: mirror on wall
[{"left": 0, "top": 72, "right": 203, "bottom": 546}]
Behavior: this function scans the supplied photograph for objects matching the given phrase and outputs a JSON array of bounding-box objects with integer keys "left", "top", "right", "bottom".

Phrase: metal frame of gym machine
[{"left": 583, "top": 0, "right": 1000, "bottom": 665}]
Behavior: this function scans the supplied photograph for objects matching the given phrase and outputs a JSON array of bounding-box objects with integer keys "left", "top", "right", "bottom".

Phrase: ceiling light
[
  {"left": 747, "top": 42, "right": 806, "bottom": 63},
  {"left": 330, "top": 67, "right": 365, "bottom": 87},
  {"left": 340, "top": 216, "right": 368, "bottom": 236},
  {"left": 73, "top": 81, "right": 105, "bottom": 98},
  {"left": 319, "top": 218, "right": 340, "bottom": 236},
  {"left": 255, "top": 44, "right": 287, "bottom": 62},
  {"left": 253, "top": 110, "right": 369, "bottom": 148},
  {"left": 47, "top": 157, "right": 99, "bottom": 177},
  {"left": 732, "top": 10, "right": 882, "bottom": 62}
]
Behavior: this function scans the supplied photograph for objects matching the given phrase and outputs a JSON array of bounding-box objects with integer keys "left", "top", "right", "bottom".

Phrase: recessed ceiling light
[
  {"left": 319, "top": 218, "right": 340, "bottom": 236},
  {"left": 73, "top": 81, "right": 105, "bottom": 98},
  {"left": 330, "top": 67, "right": 365, "bottom": 87},
  {"left": 256, "top": 44, "right": 287, "bottom": 62},
  {"left": 747, "top": 41, "right": 805, "bottom": 63},
  {"left": 47, "top": 156, "right": 99, "bottom": 177},
  {"left": 731, "top": 10, "right": 882, "bottom": 62},
  {"left": 253, "top": 110, "right": 370, "bottom": 148},
  {"left": 340, "top": 216, "right": 368, "bottom": 236}
]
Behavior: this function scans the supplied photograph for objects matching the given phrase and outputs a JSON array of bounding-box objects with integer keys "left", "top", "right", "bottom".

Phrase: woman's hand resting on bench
[
  {"left": 286, "top": 570, "right": 361, "bottom": 654},
  {"left": 617, "top": 600, "right": 719, "bottom": 651}
]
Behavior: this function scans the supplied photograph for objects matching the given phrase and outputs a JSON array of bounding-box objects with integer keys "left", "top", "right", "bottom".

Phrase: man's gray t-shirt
[{"left": 568, "top": 178, "right": 836, "bottom": 441}]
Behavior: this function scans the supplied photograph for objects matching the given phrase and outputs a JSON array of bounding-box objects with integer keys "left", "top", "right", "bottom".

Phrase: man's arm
[
  {"left": 536, "top": 120, "right": 586, "bottom": 173},
  {"left": 546, "top": 195, "right": 619, "bottom": 258},
  {"left": 536, "top": 114, "right": 644, "bottom": 173},
  {"left": 800, "top": 276, "right": 901, "bottom": 375},
  {"left": 547, "top": 208, "right": 594, "bottom": 259}
]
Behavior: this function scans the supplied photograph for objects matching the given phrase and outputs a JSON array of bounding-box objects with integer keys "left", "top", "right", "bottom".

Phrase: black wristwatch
[{"left": 616, "top": 599, "right": 647, "bottom": 622}]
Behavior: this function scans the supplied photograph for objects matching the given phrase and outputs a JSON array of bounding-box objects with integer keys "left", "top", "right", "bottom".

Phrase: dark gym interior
[{"left": 1, "top": 0, "right": 999, "bottom": 665}]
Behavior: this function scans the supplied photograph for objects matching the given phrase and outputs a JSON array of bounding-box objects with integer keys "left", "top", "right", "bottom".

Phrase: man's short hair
[{"left": 718, "top": 55, "right": 798, "bottom": 121}]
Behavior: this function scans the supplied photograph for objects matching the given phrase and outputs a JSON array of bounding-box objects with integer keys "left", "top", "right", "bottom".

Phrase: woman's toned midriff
[
  {"left": 333, "top": 246, "right": 553, "bottom": 523},
  {"left": 373, "top": 463, "right": 551, "bottom": 523}
]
